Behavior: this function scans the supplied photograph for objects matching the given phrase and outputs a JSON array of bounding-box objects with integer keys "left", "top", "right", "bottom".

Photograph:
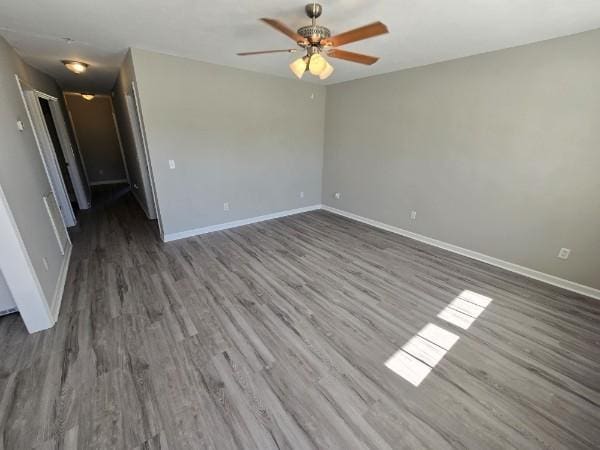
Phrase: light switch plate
[{"left": 168, "top": 160, "right": 176, "bottom": 169}]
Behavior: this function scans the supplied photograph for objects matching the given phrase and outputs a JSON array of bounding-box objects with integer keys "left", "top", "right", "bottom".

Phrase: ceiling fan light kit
[
  {"left": 319, "top": 61, "right": 334, "bottom": 80},
  {"left": 308, "top": 53, "right": 327, "bottom": 75},
  {"left": 237, "top": 3, "right": 388, "bottom": 81},
  {"left": 289, "top": 56, "right": 309, "bottom": 79}
]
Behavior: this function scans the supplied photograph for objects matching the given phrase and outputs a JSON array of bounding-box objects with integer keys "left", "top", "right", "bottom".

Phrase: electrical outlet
[
  {"left": 16, "top": 120, "right": 24, "bottom": 131},
  {"left": 557, "top": 248, "right": 571, "bottom": 260},
  {"left": 42, "top": 257, "right": 49, "bottom": 271},
  {"left": 334, "top": 192, "right": 341, "bottom": 200},
  {"left": 300, "top": 191, "right": 304, "bottom": 198},
  {"left": 223, "top": 202, "right": 229, "bottom": 211},
  {"left": 410, "top": 211, "right": 417, "bottom": 220},
  {"left": 168, "top": 160, "right": 176, "bottom": 169}
]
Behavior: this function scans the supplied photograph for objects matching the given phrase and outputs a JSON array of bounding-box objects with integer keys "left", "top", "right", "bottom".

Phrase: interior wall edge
[
  {"left": 128, "top": 48, "right": 166, "bottom": 239},
  {"left": 321, "top": 28, "right": 600, "bottom": 294},
  {"left": 130, "top": 47, "right": 325, "bottom": 237},
  {"left": 321, "top": 204, "right": 600, "bottom": 301}
]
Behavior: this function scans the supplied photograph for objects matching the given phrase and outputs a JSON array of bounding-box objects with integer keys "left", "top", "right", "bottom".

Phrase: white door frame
[
  {"left": 63, "top": 93, "right": 92, "bottom": 189},
  {"left": 109, "top": 95, "right": 131, "bottom": 185},
  {"left": 16, "top": 75, "right": 77, "bottom": 227},
  {"left": 125, "top": 90, "right": 156, "bottom": 219},
  {"left": 131, "top": 81, "right": 164, "bottom": 238},
  {"left": 47, "top": 99, "right": 91, "bottom": 210}
]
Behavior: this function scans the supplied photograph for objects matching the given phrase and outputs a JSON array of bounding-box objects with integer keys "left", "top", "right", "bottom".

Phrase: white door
[
  {"left": 48, "top": 100, "right": 90, "bottom": 210},
  {"left": 42, "top": 191, "right": 69, "bottom": 255},
  {"left": 16, "top": 76, "right": 77, "bottom": 227}
]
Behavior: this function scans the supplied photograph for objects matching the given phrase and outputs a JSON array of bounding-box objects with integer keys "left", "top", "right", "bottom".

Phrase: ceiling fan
[{"left": 237, "top": 3, "right": 389, "bottom": 80}]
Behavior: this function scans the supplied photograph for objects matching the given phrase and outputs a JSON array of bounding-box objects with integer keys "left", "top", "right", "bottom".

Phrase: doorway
[
  {"left": 15, "top": 76, "right": 90, "bottom": 229},
  {"left": 64, "top": 93, "right": 129, "bottom": 187},
  {"left": 38, "top": 97, "right": 77, "bottom": 210}
]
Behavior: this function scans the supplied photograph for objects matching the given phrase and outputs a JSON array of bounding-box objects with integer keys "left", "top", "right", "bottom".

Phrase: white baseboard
[
  {"left": 50, "top": 241, "right": 72, "bottom": 322},
  {"left": 321, "top": 205, "right": 600, "bottom": 300},
  {"left": 89, "top": 179, "right": 128, "bottom": 186},
  {"left": 0, "top": 306, "right": 18, "bottom": 317},
  {"left": 163, "top": 204, "right": 323, "bottom": 242},
  {"left": 159, "top": 202, "right": 599, "bottom": 300}
]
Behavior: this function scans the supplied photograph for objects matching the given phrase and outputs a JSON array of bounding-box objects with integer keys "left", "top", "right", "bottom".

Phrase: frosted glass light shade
[
  {"left": 289, "top": 57, "right": 307, "bottom": 79},
  {"left": 319, "top": 61, "right": 334, "bottom": 80},
  {"left": 308, "top": 54, "right": 327, "bottom": 75}
]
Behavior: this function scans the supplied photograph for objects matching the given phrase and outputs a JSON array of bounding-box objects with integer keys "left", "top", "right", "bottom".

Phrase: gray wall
[
  {"left": 323, "top": 29, "right": 600, "bottom": 290},
  {"left": 131, "top": 48, "right": 325, "bottom": 237},
  {"left": 65, "top": 93, "right": 127, "bottom": 184},
  {"left": 0, "top": 35, "right": 69, "bottom": 305},
  {"left": 113, "top": 51, "right": 156, "bottom": 219}
]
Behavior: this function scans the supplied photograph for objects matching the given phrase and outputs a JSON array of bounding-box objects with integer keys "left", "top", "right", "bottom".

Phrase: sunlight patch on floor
[
  {"left": 437, "top": 290, "right": 492, "bottom": 330},
  {"left": 386, "top": 290, "right": 492, "bottom": 386},
  {"left": 385, "top": 323, "right": 459, "bottom": 386}
]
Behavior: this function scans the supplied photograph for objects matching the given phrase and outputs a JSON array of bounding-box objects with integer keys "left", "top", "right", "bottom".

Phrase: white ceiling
[{"left": 1, "top": 0, "right": 600, "bottom": 92}]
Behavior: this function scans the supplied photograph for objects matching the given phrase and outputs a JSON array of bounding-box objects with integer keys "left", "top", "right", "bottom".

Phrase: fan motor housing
[{"left": 297, "top": 25, "right": 331, "bottom": 44}]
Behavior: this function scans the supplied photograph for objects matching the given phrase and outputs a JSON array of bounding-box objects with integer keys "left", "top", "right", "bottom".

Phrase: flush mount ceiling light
[
  {"left": 81, "top": 93, "right": 95, "bottom": 101},
  {"left": 237, "top": 3, "right": 388, "bottom": 81},
  {"left": 62, "top": 60, "right": 88, "bottom": 74}
]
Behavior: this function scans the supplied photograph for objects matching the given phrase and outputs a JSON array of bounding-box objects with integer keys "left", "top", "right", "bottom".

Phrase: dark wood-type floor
[{"left": 1, "top": 192, "right": 599, "bottom": 449}]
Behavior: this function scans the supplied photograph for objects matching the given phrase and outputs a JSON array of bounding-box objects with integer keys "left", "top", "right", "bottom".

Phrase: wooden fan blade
[
  {"left": 237, "top": 49, "right": 297, "bottom": 56},
  {"left": 260, "top": 18, "right": 307, "bottom": 44},
  {"left": 322, "top": 21, "right": 388, "bottom": 47},
  {"left": 327, "top": 48, "right": 379, "bottom": 65}
]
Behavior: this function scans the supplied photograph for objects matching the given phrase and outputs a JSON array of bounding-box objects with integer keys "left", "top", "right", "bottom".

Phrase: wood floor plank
[{"left": 1, "top": 191, "right": 599, "bottom": 449}]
